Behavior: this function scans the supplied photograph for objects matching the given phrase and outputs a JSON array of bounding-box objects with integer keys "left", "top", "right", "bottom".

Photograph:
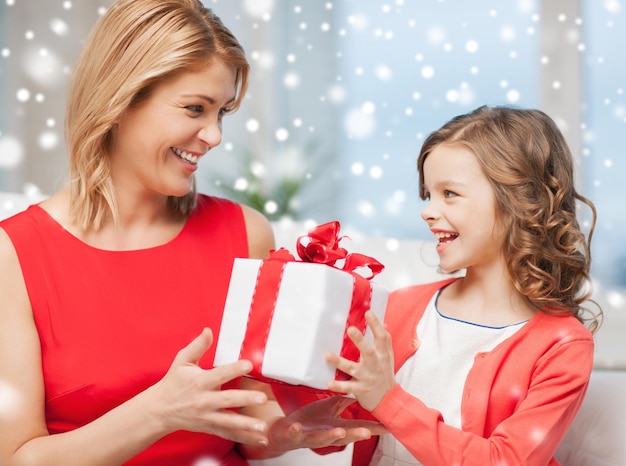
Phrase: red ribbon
[
  {"left": 335, "top": 273, "right": 372, "bottom": 380},
  {"left": 238, "top": 256, "right": 290, "bottom": 374},
  {"left": 296, "top": 220, "right": 347, "bottom": 266},
  {"left": 238, "top": 221, "right": 385, "bottom": 385},
  {"left": 297, "top": 221, "right": 384, "bottom": 280}
]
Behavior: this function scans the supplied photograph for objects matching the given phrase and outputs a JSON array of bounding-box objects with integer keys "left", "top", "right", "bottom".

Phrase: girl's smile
[{"left": 421, "top": 143, "right": 505, "bottom": 274}]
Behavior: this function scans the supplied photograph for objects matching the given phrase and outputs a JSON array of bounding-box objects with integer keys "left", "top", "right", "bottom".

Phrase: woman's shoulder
[
  {"left": 0, "top": 226, "right": 17, "bottom": 263},
  {"left": 193, "top": 195, "right": 274, "bottom": 259},
  {"left": 0, "top": 224, "right": 32, "bottom": 319},
  {"left": 239, "top": 204, "right": 274, "bottom": 259},
  {"left": 0, "top": 203, "right": 43, "bottom": 239},
  {"left": 194, "top": 193, "right": 237, "bottom": 210}
]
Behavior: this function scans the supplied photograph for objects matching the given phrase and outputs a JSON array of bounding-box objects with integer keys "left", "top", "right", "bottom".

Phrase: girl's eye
[{"left": 444, "top": 190, "right": 457, "bottom": 198}]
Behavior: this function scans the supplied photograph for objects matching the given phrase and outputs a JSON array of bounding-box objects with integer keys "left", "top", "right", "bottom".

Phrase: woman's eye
[
  {"left": 185, "top": 105, "right": 204, "bottom": 114},
  {"left": 219, "top": 107, "right": 234, "bottom": 117}
]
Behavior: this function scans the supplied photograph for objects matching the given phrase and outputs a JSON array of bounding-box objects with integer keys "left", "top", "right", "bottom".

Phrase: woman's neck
[{"left": 41, "top": 187, "right": 186, "bottom": 251}]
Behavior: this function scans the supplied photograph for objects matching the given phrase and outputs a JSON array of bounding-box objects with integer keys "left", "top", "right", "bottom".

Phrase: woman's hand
[
  {"left": 325, "top": 311, "right": 396, "bottom": 411},
  {"left": 267, "top": 395, "right": 387, "bottom": 451},
  {"left": 148, "top": 328, "right": 270, "bottom": 446}
]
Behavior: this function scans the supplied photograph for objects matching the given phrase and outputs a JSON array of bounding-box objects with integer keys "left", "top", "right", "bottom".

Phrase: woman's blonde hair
[
  {"left": 418, "top": 105, "right": 602, "bottom": 331},
  {"left": 66, "top": 0, "right": 249, "bottom": 229}
]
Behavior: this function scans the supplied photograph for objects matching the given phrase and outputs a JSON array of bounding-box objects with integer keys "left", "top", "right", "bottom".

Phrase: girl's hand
[
  {"left": 148, "top": 328, "right": 269, "bottom": 446},
  {"left": 325, "top": 311, "right": 396, "bottom": 411},
  {"left": 267, "top": 396, "right": 387, "bottom": 451}
]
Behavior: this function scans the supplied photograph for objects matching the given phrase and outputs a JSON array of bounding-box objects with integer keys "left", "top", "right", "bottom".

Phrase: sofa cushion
[{"left": 555, "top": 370, "right": 626, "bottom": 466}]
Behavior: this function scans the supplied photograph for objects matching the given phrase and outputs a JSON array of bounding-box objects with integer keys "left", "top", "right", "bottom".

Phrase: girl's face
[
  {"left": 420, "top": 143, "right": 506, "bottom": 274},
  {"left": 110, "top": 60, "right": 237, "bottom": 199}
]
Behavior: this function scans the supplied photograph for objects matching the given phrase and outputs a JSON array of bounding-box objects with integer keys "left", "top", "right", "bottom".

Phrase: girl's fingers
[
  {"left": 346, "top": 311, "right": 389, "bottom": 355},
  {"left": 364, "top": 311, "right": 393, "bottom": 355},
  {"left": 325, "top": 352, "right": 352, "bottom": 375},
  {"left": 327, "top": 379, "right": 352, "bottom": 394},
  {"left": 325, "top": 356, "right": 355, "bottom": 393},
  {"left": 365, "top": 310, "right": 386, "bottom": 337}
]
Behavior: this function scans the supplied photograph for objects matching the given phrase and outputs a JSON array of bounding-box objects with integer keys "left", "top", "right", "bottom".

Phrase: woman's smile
[{"left": 172, "top": 147, "right": 201, "bottom": 166}]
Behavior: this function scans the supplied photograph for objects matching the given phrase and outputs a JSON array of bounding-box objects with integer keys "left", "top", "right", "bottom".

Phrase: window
[
  {"left": 1, "top": 0, "right": 624, "bottom": 291},
  {"left": 581, "top": 1, "right": 626, "bottom": 288},
  {"left": 331, "top": 1, "right": 541, "bottom": 240}
]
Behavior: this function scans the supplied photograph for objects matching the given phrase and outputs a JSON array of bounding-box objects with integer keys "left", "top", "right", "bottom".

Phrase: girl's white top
[{"left": 371, "top": 292, "right": 527, "bottom": 466}]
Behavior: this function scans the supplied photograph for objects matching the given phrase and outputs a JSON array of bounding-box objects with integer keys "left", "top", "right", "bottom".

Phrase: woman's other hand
[
  {"left": 148, "top": 328, "right": 269, "bottom": 446},
  {"left": 267, "top": 395, "right": 387, "bottom": 450}
]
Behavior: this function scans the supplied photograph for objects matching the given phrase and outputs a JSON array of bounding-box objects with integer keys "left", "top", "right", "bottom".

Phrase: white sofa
[{"left": 1, "top": 193, "right": 625, "bottom": 466}]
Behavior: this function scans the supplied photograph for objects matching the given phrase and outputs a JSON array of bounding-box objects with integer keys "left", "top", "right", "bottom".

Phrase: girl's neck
[{"left": 439, "top": 270, "right": 536, "bottom": 327}]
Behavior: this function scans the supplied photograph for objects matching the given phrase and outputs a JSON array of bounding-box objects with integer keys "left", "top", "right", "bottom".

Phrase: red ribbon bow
[
  {"left": 276, "top": 221, "right": 384, "bottom": 280},
  {"left": 296, "top": 220, "right": 348, "bottom": 266}
]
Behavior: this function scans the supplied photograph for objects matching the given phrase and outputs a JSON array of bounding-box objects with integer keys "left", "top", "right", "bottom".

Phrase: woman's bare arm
[{"left": 0, "top": 228, "right": 269, "bottom": 465}]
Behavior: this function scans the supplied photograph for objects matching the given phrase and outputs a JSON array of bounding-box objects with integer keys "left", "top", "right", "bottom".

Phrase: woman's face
[
  {"left": 109, "top": 60, "right": 237, "bottom": 199},
  {"left": 420, "top": 143, "right": 506, "bottom": 274}
]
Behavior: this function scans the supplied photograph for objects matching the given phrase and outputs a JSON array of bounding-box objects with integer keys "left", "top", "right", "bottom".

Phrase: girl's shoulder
[
  {"left": 384, "top": 278, "right": 458, "bottom": 331},
  {"left": 389, "top": 278, "right": 458, "bottom": 309},
  {"left": 526, "top": 310, "right": 595, "bottom": 344}
]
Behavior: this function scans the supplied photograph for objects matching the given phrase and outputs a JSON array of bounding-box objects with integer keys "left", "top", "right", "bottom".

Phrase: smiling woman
[
  {"left": 0, "top": 1, "right": 380, "bottom": 465},
  {"left": 109, "top": 63, "right": 237, "bottom": 201},
  {"left": 63, "top": 1, "right": 249, "bottom": 231},
  {"left": 0, "top": 0, "right": 271, "bottom": 462}
]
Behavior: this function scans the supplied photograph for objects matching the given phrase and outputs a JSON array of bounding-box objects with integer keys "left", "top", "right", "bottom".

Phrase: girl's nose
[{"left": 420, "top": 201, "right": 439, "bottom": 223}]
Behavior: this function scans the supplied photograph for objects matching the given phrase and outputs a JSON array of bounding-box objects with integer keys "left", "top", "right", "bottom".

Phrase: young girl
[{"left": 326, "top": 105, "right": 601, "bottom": 465}]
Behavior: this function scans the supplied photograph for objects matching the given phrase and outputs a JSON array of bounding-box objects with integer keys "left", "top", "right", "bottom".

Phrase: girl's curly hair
[{"left": 417, "top": 105, "right": 602, "bottom": 332}]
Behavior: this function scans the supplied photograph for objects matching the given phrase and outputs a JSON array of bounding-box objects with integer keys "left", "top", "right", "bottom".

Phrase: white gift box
[{"left": 214, "top": 257, "right": 389, "bottom": 391}]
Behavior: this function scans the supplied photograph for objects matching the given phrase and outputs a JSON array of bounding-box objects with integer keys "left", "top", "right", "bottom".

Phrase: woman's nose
[{"left": 199, "top": 120, "right": 222, "bottom": 150}]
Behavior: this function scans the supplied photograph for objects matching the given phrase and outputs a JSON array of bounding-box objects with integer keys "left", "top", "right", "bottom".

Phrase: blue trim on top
[{"left": 434, "top": 290, "right": 529, "bottom": 329}]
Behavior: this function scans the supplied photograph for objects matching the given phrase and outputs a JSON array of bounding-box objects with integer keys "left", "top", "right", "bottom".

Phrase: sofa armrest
[{"left": 555, "top": 369, "right": 626, "bottom": 466}]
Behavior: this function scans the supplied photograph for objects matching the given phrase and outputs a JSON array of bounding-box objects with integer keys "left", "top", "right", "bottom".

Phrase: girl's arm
[{"left": 327, "top": 311, "right": 593, "bottom": 466}]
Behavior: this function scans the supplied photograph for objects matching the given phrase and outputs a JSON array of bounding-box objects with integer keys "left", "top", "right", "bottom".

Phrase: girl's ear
[{"left": 494, "top": 207, "right": 513, "bottom": 239}]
